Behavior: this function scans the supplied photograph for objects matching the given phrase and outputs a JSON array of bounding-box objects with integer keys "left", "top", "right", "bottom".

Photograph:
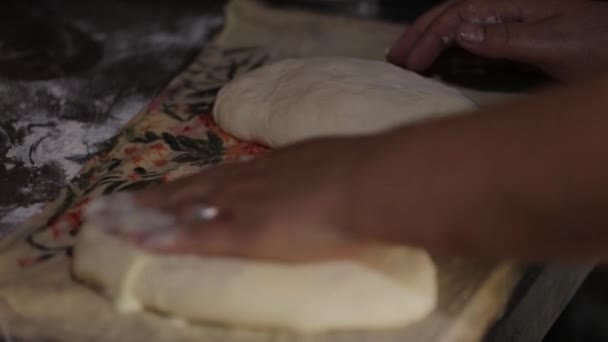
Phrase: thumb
[{"left": 456, "top": 21, "right": 548, "bottom": 63}]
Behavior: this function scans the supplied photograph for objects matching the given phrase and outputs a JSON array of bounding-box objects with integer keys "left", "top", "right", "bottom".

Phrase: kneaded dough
[
  {"left": 72, "top": 197, "right": 437, "bottom": 333},
  {"left": 213, "top": 57, "right": 475, "bottom": 148}
]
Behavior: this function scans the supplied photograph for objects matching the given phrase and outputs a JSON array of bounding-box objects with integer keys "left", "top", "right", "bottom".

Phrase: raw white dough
[
  {"left": 213, "top": 57, "right": 475, "bottom": 147},
  {"left": 72, "top": 196, "right": 437, "bottom": 333}
]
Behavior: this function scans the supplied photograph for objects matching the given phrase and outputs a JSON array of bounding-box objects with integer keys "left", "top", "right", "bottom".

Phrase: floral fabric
[{"left": 10, "top": 46, "right": 271, "bottom": 269}]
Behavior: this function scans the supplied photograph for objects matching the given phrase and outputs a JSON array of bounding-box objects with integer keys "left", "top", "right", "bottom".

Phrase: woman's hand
[
  {"left": 124, "top": 76, "right": 608, "bottom": 263},
  {"left": 134, "top": 137, "right": 380, "bottom": 262},
  {"left": 387, "top": 0, "right": 608, "bottom": 80}
]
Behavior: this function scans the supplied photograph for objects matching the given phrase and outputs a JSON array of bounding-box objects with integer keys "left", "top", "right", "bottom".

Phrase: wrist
[{"left": 350, "top": 117, "right": 499, "bottom": 253}]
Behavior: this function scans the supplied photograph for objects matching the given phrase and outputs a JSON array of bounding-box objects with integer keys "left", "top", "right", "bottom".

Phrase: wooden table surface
[{"left": 0, "top": 1, "right": 593, "bottom": 341}]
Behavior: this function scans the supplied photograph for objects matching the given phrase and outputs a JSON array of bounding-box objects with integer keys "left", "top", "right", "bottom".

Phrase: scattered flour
[
  {"left": 0, "top": 12, "right": 223, "bottom": 237},
  {"left": 46, "top": 83, "right": 68, "bottom": 99},
  {"left": 153, "top": 16, "right": 223, "bottom": 48},
  {"left": 100, "top": 15, "right": 223, "bottom": 64},
  {"left": 1, "top": 93, "right": 147, "bottom": 235},
  {"left": 5, "top": 95, "right": 147, "bottom": 179}
]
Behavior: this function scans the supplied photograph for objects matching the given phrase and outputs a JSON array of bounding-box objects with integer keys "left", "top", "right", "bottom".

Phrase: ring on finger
[{"left": 186, "top": 202, "right": 221, "bottom": 224}]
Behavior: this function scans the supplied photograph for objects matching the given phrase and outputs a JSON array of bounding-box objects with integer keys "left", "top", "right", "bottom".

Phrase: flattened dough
[
  {"left": 213, "top": 57, "right": 475, "bottom": 148},
  {"left": 72, "top": 195, "right": 437, "bottom": 333}
]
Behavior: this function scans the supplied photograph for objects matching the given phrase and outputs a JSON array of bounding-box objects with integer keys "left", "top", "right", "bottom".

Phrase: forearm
[{"left": 356, "top": 76, "right": 608, "bottom": 260}]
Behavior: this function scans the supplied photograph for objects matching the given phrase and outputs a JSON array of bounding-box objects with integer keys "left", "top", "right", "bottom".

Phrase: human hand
[
  {"left": 387, "top": 0, "right": 608, "bottom": 80},
  {"left": 98, "top": 76, "right": 608, "bottom": 262},
  {"left": 132, "top": 137, "right": 380, "bottom": 262}
]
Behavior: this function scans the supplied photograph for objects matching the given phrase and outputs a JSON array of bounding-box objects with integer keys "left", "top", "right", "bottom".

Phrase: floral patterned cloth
[{"left": 9, "top": 46, "right": 271, "bottom": 269}]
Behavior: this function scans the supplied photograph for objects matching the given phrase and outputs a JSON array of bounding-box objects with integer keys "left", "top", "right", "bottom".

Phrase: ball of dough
[
  {"left": 72, "top": 195, "right": 438, "bottom": 333},
  {"left": 213, "top": 57, "right": 475, "bottom": 148}
]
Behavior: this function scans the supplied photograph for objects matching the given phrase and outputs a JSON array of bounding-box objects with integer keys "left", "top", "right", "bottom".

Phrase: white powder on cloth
[
  {"left": 5, "top": 95, "right": 147, "bottom": 179},
  {"left": 0, "top": 13, "right": 223, "bottom": 237}
]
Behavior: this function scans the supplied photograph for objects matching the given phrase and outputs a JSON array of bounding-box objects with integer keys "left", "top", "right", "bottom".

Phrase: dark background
[{"left": 0, "top": 1, "right": 606, "bottom": 341}]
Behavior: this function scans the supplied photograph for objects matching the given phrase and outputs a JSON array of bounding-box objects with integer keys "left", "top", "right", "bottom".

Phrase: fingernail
[{"left": 459, "top": 23, "right": 485, "bottom": 43}]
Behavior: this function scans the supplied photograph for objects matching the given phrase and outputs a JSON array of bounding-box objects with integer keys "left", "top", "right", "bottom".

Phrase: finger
[
  {"left": 135, "top": 163, "right": 247, "bottom": 209},
  {"left": 170, "top": 182, "right": 260, "bottom": 229},
  {"left": 403, "top": 2, "right": 465, "bottom": 71},
  {"left": 456, "top": 0, "right": 527, "bottom": 24},
  {"left": 140, "top": 216, "right": 270, "bottom": 259},
  {"left": 387, "top": 0, "right": 459, "bottom": 66},
  {"left": 403, "top": 0, "right": 534, "bottom": 71},
  {"left": 140, "top": 213, "right": 367, "bottom": 263},
  {"left": 132, "top": 184, "right": 172, "bottom": 209},
  {"left": 456, "top": 21, "right": 550, "bottom": 63},
  {"left": 458, "top": 0, "right": 568, "bottom": 23},
  {"left": 133, "top": 173, "right": 205, "bottom": 209}
]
